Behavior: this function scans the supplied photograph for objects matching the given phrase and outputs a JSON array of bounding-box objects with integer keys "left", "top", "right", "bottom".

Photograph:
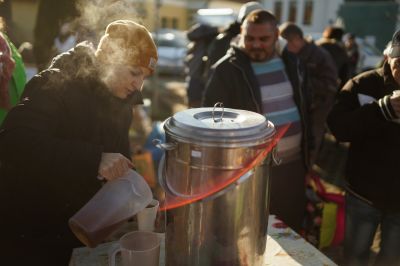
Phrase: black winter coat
[
  {"left": 316, "top": 38, "right": 350, "bottom": 90},
  {"left": 0, "top": 43, "right": 139, "bottom": 264},
  {"left": 327, "top": 62, "right": 400, "bottom": 212},
  {"left": 185, "top": 23, "right": 219, "bottom": 104}
]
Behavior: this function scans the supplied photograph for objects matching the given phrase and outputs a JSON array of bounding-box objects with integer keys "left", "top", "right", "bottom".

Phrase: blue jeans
[{"left": 344, "top": 193, "right": 400, "bottom": 266}]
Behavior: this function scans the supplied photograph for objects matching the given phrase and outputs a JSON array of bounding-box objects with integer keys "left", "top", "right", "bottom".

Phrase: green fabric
[
  {"left": 0, "top": 35, "right": 26, "bottom": 125},
  {"left": 319, "top": 202, "right": 337, "bottom": 249}
]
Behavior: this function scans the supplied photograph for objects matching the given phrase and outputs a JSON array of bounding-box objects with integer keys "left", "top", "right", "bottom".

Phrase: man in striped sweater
[{"left": 203, "top": 9, "right": 313, "bottom": 232}]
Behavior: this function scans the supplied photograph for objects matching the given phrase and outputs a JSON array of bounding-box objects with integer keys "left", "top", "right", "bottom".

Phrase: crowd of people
[
  {"left": 0, "top": 1, "right": 399, "bottom": 265},
  {"left": 186, "top": 2, "right": 400, "bottom": 266}
]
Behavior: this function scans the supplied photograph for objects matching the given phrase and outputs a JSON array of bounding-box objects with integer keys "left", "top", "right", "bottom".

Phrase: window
[
  {"left": 288, "top": 1, "right": 297, "bottom": 23},
  {"left": 161, "top": 17, "right": 168, "bottom": 28},
  {"left": 274, "top": 1, "right": 283, "bottom": 23},
  {"left": 303, "top": 0, "right": 313, "bottom": 25},
  {"left": 172, "top": 18, "right": 178, "bottom": 29}
]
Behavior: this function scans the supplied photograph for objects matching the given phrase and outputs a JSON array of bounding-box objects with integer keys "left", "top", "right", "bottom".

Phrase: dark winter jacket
[
  {"left": 327, "top": 62, "right": 400, "bottom": 212},
  {"left": 316, "top": 37, "right": 350, "bottom": 90},
  {"left": 206, "top": 21, "right": 241, "bottom": 67},
  {"left": 185, "top": 24, "right": 219, "bottom": 106},
  {"left": 296, "top": 41, "right": 338, "bottom": 163},
  {"left": 297, "top": 41, "right": 338, "bottom": 100},
  {"left": 0, "top": 42, "right": 139, "bottom": 264},
  {"left": 202, "top": 46, "right": 313, "bottom": 167}
]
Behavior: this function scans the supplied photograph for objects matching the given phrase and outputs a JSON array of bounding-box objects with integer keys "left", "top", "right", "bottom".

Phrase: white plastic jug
[{"left": 69, "top": 169, "right": 152, "bottom": 247}]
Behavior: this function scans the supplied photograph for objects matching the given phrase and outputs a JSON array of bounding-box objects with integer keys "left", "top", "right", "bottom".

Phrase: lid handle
[{"left": 212, "top": 102, "right": 224, "bottom": 123}]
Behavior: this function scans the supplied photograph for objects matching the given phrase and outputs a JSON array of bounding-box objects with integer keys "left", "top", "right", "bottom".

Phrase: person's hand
[
  {"left": 98, "top": 153, "right": 134, "bottom": 181},
  {"left": 390, "top": 90, "right": 400, "bottom": 117}
]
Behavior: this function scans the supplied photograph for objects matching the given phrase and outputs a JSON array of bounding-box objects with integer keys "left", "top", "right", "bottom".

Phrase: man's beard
[{"left": 249, "top": 49, "right": 268, "bottom": 62}]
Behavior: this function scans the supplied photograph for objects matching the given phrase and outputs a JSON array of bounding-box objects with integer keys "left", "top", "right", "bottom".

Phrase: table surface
[{"left": 69, "top": 215, "right": 337, "bottom": 266}]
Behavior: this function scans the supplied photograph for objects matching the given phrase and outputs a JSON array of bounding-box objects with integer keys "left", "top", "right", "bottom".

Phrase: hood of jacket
[
  {"left": 49, "top": 41, "right": 98, "bottom": 80},
  {"left": 187, "top": 23, "right": 219, "bottom": 42},
  {"left": 226, "top": 45, "right": 252, "bottom": 64}
]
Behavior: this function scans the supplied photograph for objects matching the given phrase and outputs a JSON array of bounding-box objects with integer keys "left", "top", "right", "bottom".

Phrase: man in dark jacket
[
  {"left": 344, "top": 32, "right": 360, "bottom": 77},
  {"left": 316, "top": 26, "right": 350, "bottom": 90},
  {"left": 279, "top": 22, "right": 338, "bottom": 164},
  {"left": 0, "top": 20, "right": 157, "bottom": 265},
  {"left": 203, "top": 10, "right": 313, "bottom": 232},
  {"left": 327, "top": 30, "right": 400, "bottom": 266},
  {"left": 185, "top": 23, "right": 218, "bottom": 107}
]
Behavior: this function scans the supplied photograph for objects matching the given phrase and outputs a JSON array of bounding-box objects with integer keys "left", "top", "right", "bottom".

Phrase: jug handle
[
  {"left": 152, "top": 139, "right": 176, "bottom": 151},
  {"left": 157, "top": 152, "right": 260, "bottom": 201},
  {"left": 212, "top": 102, "right": 224, "bottom": 123},
  {"left": 108, "top": 243, "right": 121, "bottom": 266},
  {"left": 158, "top": 153, "right": 210, "bottom": 198},
  {"left": 157, "top": 153, "right": 182, "bottom": 197},
  {"left": 200, "top": 169, "right": 254, "bottom": 203},
  {"left": 153, "top": 139, "right": 184, "bottom": 197},
  {"left": 272, "top": 146, "right": 281, "bottom": 166}
]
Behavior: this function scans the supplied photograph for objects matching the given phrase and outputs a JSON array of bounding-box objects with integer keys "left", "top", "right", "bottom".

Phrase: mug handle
[{"left": 108, "top": 243, "right": 121, "bottom": 266}]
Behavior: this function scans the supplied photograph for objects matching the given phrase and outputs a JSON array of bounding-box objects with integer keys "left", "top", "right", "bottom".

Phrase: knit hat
[
  {"left": 237, "top": 1, "right": 264, "bottom": 23},
  {"left": 96, "top": 20, "right": 158, "bottom": 73},
  {"left": 387, "top": 29, "right": 400, "bottom": 58}
]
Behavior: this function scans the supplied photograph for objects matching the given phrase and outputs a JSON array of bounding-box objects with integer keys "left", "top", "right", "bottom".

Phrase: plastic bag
[{"left": 303, "top": 174, "right": 345, "bottom": 249}]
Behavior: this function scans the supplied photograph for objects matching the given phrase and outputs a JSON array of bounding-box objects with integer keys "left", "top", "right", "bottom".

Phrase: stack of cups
[
  {"left": 137, "top": 199, "right": 165, "bottom": 259},
  {"left": 137, "top": 199, "right": 160, "bottom": 232},
  {"left": 109, "top": 199, "right": 163, "bottom": 266}
]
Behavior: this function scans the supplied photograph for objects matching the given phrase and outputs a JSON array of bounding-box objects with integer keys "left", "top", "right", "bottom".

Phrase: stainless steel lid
[{"left": 164, "top": 106, "right": 275, "bottom": 146}]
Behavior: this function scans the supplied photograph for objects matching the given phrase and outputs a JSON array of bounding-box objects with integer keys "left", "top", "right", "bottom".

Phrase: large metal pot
[{"left": 157, "top": 105, "right": 276, "bottom": 266}]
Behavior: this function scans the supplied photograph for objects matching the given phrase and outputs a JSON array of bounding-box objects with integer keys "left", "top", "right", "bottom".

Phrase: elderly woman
[{"left": 0, "top": 20, "right": 157, "bottom": 265}]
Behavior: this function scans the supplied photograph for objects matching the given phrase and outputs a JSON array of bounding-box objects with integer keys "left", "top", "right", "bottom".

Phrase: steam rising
[
  {"left": 76, "top": 0, "right": 144, "bottom": 94},
  {"left": 74, "top": 0, "right": 145, "bottom": 91},
  {"left": 45, "top": 0, "right": 147, "bottom": 93},
  {"left": 75, "top": 0, "right": 143, "bottom": 43}
]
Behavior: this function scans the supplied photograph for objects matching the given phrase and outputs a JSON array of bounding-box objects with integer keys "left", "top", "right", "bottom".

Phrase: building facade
[{"left": 262, "top": 0, "right": 344, "bottom": 33}]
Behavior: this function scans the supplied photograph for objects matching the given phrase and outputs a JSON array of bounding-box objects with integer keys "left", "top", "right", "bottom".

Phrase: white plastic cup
[
  {"left": 137, "top": 199, "right": 159, "bottom": 232},
  {"left": 108, "top": 231, "right": 161, "bottom": 266}
]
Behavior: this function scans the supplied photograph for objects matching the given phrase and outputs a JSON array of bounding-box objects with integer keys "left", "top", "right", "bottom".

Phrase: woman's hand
[{"left": 98, "top": 153, "right": 134, "bottom": 181}]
